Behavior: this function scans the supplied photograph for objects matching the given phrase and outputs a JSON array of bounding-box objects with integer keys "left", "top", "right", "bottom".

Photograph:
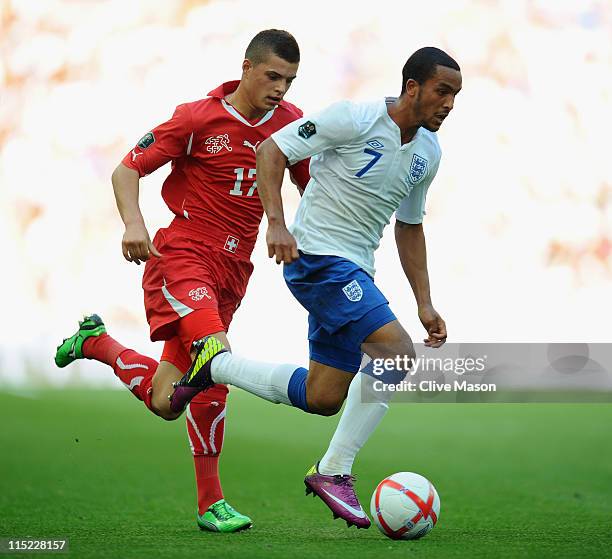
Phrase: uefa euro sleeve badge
[
  {"left": 298, "top": 121, "right": 317, "bottom": 139},
  {"left": 137, "top": 132, "right": 155, "bottom": 149}
]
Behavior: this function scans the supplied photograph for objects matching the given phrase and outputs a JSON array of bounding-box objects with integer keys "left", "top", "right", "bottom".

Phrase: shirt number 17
[{"left": 230, "top": 167, "right": 257, "bottom": 196}]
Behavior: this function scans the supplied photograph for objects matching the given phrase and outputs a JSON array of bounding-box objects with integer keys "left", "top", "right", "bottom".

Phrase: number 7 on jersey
[{"left": 356, "top": 148, "right": 383, "bottom": 178}]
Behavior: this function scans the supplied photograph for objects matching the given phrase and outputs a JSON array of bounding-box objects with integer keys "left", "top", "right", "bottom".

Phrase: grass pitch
[{"left": 1, "top": 389, "right": 611, "bottom": 558}]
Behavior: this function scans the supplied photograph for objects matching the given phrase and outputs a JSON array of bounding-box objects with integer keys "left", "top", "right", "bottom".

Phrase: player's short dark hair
[
  {"left": 245, "top": 29, "right": 300, "bottom": 65},
  {"left": 400, "top": 47, "right": 460, "bottom": 94}
]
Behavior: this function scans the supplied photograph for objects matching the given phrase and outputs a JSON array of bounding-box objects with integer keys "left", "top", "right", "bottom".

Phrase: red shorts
[{"left": 142, "top": 222, "right": 254, "bottom": 345}]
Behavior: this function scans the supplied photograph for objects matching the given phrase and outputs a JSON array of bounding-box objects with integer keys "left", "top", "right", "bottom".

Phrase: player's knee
[
  {"left": 151, "top": 395, "right": 181, "bottom": 421},
  {"left": 158, "top": 409, "right": 182, "bottom": 421},
  {"left": 393, "top": 340, "right": 416, "bottom": 372},
  {"left": 306, "top": 393, "right": 343, "bottom": 416},
  {"left": 366, "top": 322, "right": 415, "bottom": 362},
  {"left": 155, "top": 407, "right": 182, "bottom": 421},
  {"left": 310, "top": 402, "right": 342, "bottom": 416},
  {"left": 374, "top": 338, "right": 416, "bottom": 363}
]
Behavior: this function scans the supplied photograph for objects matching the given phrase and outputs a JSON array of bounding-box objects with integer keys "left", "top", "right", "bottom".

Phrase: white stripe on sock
[
  {"left": 116, "top": 357, "right": 149, "bottom": 370},
  {"left": 186, "top": 404, "right": 208, "bottom": 455},
  {"left": 208, "top": 407, "right": 226, "bottom": 454},
  {"left": 121, "top": 376, "right": 144, "bottom": 391}
]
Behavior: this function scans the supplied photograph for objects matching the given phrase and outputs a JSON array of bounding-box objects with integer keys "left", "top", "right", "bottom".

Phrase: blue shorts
[{"left": 283, "top": 252, "right": 397, "bottom": 373}]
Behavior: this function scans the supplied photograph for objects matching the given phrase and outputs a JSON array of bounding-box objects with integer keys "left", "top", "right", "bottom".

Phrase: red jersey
[{"left": 122, "top": 81, "right": 310, "bottom": 257}]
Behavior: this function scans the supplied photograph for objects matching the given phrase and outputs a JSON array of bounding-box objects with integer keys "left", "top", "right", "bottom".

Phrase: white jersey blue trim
[{"left": 272, "top": 99, "right": 441, "bottom": 277}]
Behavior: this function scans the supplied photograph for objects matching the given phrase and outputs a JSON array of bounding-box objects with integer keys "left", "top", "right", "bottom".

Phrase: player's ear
[
  {"left": 242, "top": 58, "right": 253, "bottom": 75},
  {"left": 405, "top": 79, "right": 419, "bottom": 97}
]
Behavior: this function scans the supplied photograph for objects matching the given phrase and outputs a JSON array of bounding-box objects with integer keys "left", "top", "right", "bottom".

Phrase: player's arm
[
  {"left": 114, "top": 104, "right": 192, "bottom": 265},
  {"left": 394, "top": 221, "right": 445, "bottom": 347},
  {"left": 257, "top": 138, "right": 297, "bottom": 264},
  {"left": 256, "top": 146, "right": 310, "bottom": 265},
  {"left": 111, "top": 163, "right": 161, "bottom": 265},
  {"left": 395, "top": 160, "right": 446, "bottom": 348},
  {"left": 257, "top": 101, "right": 357, "bottom": 264}
]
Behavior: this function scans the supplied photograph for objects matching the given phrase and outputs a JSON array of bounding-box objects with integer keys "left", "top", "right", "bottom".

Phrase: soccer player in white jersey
[{"left": 170, "top": 47, "right": 462, "bottom": 528}]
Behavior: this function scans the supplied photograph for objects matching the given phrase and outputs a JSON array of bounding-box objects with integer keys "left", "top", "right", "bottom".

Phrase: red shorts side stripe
[{"left": 161, "top": 281, "right": 195, "bottom": 318}]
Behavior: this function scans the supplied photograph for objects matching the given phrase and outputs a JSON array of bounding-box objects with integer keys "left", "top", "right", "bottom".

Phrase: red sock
[
  {"left": 83, "top": 333, "right": 127, "bottom": 366},
  {"left": 186, "top": 387, "right": 229, "bottom": 513},
  {"left": 83, "top": 334, "right": 157, "bottom": 412},
  {"left": 194, "top": 456, "right": 222, "bottom": 514}
]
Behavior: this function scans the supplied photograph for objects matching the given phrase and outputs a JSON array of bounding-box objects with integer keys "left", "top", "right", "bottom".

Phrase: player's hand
[
  {"left": 418, "top": 304, "right": 447, "bottom": 348},
  {"left": 266, "top": 222, "right": 299, "bottom": 264},
  {"left": 121, "top": 222, "right": 162, "bottom": 265}
]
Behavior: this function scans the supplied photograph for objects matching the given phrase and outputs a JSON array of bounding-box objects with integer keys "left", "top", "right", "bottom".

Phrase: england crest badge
[
  {"left": 342, "top": 280, "right": 363, "bottom": 302},
  {"left": 408, "top": 154, "right": 428, "bottom": 185}
]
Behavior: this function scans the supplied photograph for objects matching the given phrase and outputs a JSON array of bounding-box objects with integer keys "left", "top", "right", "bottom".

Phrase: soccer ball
[{"left": 370, "top": 472, "right": 440, "bottom": 540}]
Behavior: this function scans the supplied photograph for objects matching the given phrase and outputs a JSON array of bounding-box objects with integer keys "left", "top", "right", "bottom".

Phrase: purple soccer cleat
[
  {"left": 304, "top": 463, "right": 371, "bottom": 529},
  {"left": 168, "top": 336, "right": 227, "bottom": 414}
]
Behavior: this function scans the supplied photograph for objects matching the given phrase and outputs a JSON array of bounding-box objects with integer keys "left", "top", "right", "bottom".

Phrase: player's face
[
  {"left": 414, "top": 66, "right": 462, "bottom": 132},
  {"left": 243, "top": 53, "right": 299, "bottom": 111}
]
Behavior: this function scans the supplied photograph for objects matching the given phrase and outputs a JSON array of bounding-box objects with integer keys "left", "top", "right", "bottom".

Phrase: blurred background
[{"left": 1, "top": 0, "right": 611, "bottom": 387}]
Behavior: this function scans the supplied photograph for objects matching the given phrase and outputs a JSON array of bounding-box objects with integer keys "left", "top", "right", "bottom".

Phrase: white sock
[
  {"left": 211, "top": 352, "right": 297, "bottom": 405},
  {"left": 318, "top": 372, "right": 390, "bottom": 475}
]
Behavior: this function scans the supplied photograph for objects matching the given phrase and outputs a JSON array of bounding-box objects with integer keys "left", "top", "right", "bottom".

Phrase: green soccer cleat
[
  {"left": 197, "top": 500, "right": 252, "bottom": 533},
  {"left": 54, "top": 314, "right": 106, "bottom": 368}
]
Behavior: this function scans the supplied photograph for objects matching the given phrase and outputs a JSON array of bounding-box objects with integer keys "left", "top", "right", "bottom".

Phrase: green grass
[{"left": 1, "top": 389, "right": 611, "bottom": 558}]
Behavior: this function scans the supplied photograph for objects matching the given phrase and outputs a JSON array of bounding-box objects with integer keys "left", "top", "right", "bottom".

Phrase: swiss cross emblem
[
  {"left": 188, "top": 287, "right": 212, "bottom": 301},
  {"left": 205, "top": 134, "right": 232, "bottom": 154},
  {"left": 224, "top": 235, "right": 239, "bottom": 253}
]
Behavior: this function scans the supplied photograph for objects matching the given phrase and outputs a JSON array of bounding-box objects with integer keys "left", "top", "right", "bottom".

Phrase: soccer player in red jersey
[{"left": 55, "top": 29, "right": 309, "bottom": 533}]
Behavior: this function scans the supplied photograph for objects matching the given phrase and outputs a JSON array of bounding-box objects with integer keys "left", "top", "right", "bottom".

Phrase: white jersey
[{"left": 272, "top": 99, "right": 441, "bottom": 277}]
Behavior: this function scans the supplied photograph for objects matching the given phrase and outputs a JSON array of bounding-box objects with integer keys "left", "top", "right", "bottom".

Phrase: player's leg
[
  {"left": 302, "top": 360, "right": 352, "bottom": 415},
  {"left": 188, "top": 389, "right": 252, "bottom": 533},
  {"left": 190, "top": 300, "right": 252, "bottom": 533},
  {"left": 55, "top": 320, "right": 226, "bottom": 422},
  {"left": 302, "top": 318, "right": 413, "bottom": 529},
  {"left": 146, "top": 240, "right": 254, "bottom": 529},
  {"left": 286, "top": 255, "right": 413, "bottom": 527},
  {"left": 155, "top": 335, "right": 253, "bottom": 531},
  {"left": 318, "top": 318, "right": 414, "bottom": 476},
  {"left": 183, "top": 358, "right": 253, "bottom": 534},
  {"left": 170, "top": 336, "right": 311, "bottom": 414},
  {"left": 291, "top": 304, "right": 396, "bottom": 528},
  {"left": 161, "top": 299, "right": 253, "bottom": 531},
  {"left": 55, "top": 314, "right": 160, "bottom": 414},
  {"left": 299, "top": 358, "right": 373, "bottom": 529}
]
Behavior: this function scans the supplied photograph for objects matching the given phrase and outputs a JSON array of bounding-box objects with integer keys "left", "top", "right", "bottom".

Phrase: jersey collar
[
  {"left": 208, "top": 80, "right": 277, "bottom": 127},
  {"left": 207, "top": 80, "right": 241, "bottom": 98},
  {"left": 382, "top": 99, "right": 423, "bottom": 148}
]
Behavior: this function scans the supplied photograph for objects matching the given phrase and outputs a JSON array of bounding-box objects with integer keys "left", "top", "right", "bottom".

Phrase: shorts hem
[
  {"left": 150, "top": 320, "right": 180, "bottom": 343},
  {"left": 309, "top": 355, "right": 361, "bottom": 374},
  {"left": 356, "top": 308, "right": 397, "bottom": 345}
]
